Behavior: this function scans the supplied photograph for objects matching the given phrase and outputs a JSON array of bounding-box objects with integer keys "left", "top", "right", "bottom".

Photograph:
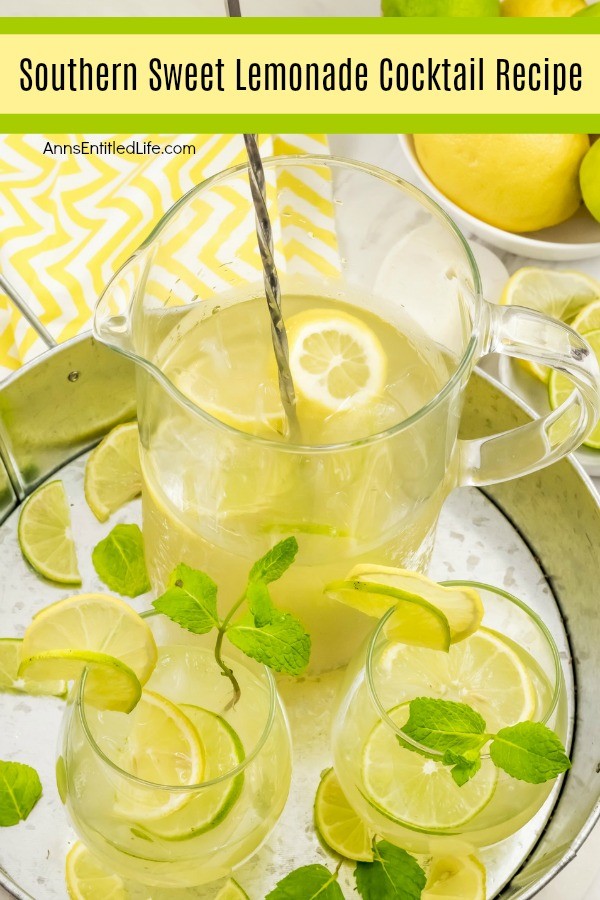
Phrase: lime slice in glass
[
  {"left": 215, "top": 878, "right": 250, "bottom": 900},
  {"left": 0, "top": 637, "right": 66, "bottom": 696},
  {"left": 18, "top": 480, "right": 81, "bottom": 585}
]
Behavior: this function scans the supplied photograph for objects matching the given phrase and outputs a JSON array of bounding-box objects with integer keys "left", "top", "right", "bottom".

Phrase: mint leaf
[
  {"left": 249, "top": 537, "right": 298, "bottom": 584},
  {"left": 266, "top": 864, "right": 343, "bottom": 899},
  {"left": 355, "top": 841, "right": 426, "bottom": 900},
  {"left": 490, "top": 722, "right": 571, "bottom": 784},
  {"left": 403, "top": 697, "right": 489, "bottom": 757},
  {"left": 92, "top": 524, "right": 150, "bottom": 597},
  {"left": 153, "top": 564, "right": 220, "bottom": 635},
  {"left": 247, "top": 580, "right": 276, "bottom": 627},
  {"left": 442, "top": 749, "right": 482, "bottom": 786},
  {"left": 0, "top": 760, "right": 42, "bottom": 826},
  {"left": 227, "top": 612, "right": 310, "bottom": 675}
]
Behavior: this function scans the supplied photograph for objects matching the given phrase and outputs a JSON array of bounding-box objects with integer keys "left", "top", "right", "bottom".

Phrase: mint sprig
[
  {"left": 152, "top": 537, "right": 309, "bottom": 704},
  {"left": 400, "top": 697, "right": 570, "bottom": 785},
  {"left": 0, "top": 760, "right": 42, "bottom": 826},
  {"left": 92, "top": 524, "right": 150, "bottom": 597}
]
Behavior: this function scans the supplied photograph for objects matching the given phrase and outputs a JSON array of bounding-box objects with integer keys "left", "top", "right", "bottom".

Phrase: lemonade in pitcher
[{"left": 140, "top": 290, "right": 459, "bottom": 673}]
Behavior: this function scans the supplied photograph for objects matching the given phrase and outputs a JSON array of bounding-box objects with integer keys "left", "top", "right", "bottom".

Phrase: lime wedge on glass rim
[
  {"left": 314, "top": 767, "right": 374, "bottom": 862},
  {"left": 134, "top": 705, "right": 245, "bottom": 840},
  {"left": 65, "top": 841, "right": 129, "bottom": 900},
  {"left": 0, "top": 637, "right": 66, "bottom": 696},
  {"left": 84, "top": 421, "right": 142, "bottom": 522},
  {"left": 548, "top": 328, "right": 600, "bottom": 450},
  {"left": 325, "top": 566, "right": 483, "bottom": 651},
  {"left": 18, "top": 480, "right": 81, "bottom": 585}
]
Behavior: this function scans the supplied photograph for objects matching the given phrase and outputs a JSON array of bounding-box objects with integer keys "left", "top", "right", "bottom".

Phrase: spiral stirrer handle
[{"left": 243, "top": 134, "right": 300, "bottom": 438}]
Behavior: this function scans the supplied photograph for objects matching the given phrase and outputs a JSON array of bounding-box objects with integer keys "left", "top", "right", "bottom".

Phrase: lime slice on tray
[
  {"left": 501, "top": 268, "right": 600, "bottom": 383},
  {"left": 325, "top": 566, "right": 483, "bottom": 651},
  {"left": 423, "top": 854, "right": 486, "bottom": 900},
  {"left": 215, "top": 878, "right": 250, "bottom": 900},
  {"left": 0, "top": 637, "right": 66, "bottom": 696},
  {"left": 136, "top": 705, "right": 244, "bottom": 840},
  {"left": 314, "top": 767, "right": 374, "bottom": 862},
  {"left": 361, "top": 703, "right": 498, "bottom": 833},
  {"left": 66, "top": 841, "right": 129, "bottom": 900},
  {"left": 84, "top": 422, "right": 142, "bottom": 522},
  {"left": 18, "top": 480, "right": 81, "bottom": 585},
  {"left": 549, "top": 328, "right": 600, "bottom": 450},
  {"left": 19, "top": 650, "right": 141, "bottom": 713},
  {"left": 21, "top": 593, "right": 157, "bottom": 685}
]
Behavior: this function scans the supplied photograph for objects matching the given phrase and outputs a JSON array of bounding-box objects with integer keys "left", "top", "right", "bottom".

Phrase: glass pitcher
[{"left": 95, "top": 156, "right": 599, "bottom": 674}]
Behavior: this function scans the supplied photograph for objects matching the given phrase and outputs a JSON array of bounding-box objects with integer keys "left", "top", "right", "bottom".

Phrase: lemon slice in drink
[
  {"left": 314, "top": 767, "right": 374, "bottom": 861},
  {"left": 136, "top": 705, "right": 244, "bottom": 840},
  {"left": 378, "top": 629, "right": 537, "bottom": 732},
  {"left": 111, "top": 690, "right": 204, "bottom": 820},
  {"left": 286, "top": 309, "right": 387, "bottom": 414},
  {"left": 18, "top": 481, "right": 81, "bottom": 585},
  {"left": 215, "top": 879, "right": 250, "bottom": 900},
  {"left": 423, "top": 854, "right": 486, "bottom": 900},
  {"left": 84, "top": 422, "right": 142, "bottom": 522},
  {"left": 501, "top": 268, "right": 600, "bottom": 383},
  {"left": 362, "top": 704, "right": 498, "bottom": 833},
  {"left": 19, "top": 650, "right": 141, "bottom": 713},
  {"left": 0, "top": 637, "right": 66, "bottom": 696},
  {"left": 66, "top": 842, "right": 129, "bottom": 900},
  {"left": 21, "top": 593, "right": 157, "bottom": 685},
  {"left": 548, "top": 328, "right": 600, "bottom": 450},
  {"left": 325, "top": 567, "right": 483, "bottom": 650}
]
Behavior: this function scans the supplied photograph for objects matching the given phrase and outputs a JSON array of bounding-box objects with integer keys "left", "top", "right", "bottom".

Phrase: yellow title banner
[{"left": 2, "top": 33, "right": 598, "bottom": 116}]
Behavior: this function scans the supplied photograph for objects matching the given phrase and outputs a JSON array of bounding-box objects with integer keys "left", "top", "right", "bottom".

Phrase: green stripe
[
  {"left": 1, "top": 17, "right": 599, "bottom": 34},
  {"left": 2, "top": 114, "right": 599, "bottom": 132}
]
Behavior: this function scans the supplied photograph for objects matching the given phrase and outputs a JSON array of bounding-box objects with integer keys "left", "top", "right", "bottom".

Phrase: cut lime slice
[
  {"left": 378, "top": 628, "right": 537, "bottom": 733},
  {"left": 0, "top": 637, "right": 66, "bottom": 696},
  {"left": 570, "top": 300, "right": 600, "bottom": 335},
  {"left": 215, "top": 878, "right": 250, "bottom": 900},
  {"left": 326, "top": 565, "right": 483, "bottom": 648},
  {"left": 314, "top": 767, "right": 374, "bottom": 862},
  {"left": 548, "top": 328, "right": 600, "bottom": 450},
  {"left": 135, "top": 705, "right": 244, "bottom": 840},
  {"left": 22, "top": 593, "right": 157, "bottom": 685},
  {"left": 112, "top": 691, "right": 205, "bottom": 820},
  {"left": 18, "top": 480, "right": 81, "bottom": 585},
  {"left": 84, "top": 422, "right": 142, "bottom": 522},
  {"left": 362, "top": 704, "right": 498, "bottom": 833},
  {"left": 66, "top": 841, "right": 129, "bottom": 900},
  {"left": 19, "top": 649, "right": 141, "bottom": 713},
  {"left": 423, "top": 854, "right": 486, "bottom": 900}
]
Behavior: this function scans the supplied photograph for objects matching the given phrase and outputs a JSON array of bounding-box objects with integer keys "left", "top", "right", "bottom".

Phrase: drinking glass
[
  {"left": 332, "top": 582, "right": 567, "bottom": 853},
  {"left": 57, "top": 616, "right": 292, "bottom": 888},
  {"left": 95, "top": 157, "right": 600, "bottom": 674}
]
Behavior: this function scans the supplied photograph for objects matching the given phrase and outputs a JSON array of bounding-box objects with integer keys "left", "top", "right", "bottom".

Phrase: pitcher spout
[{"left": 94, "top": 253, "right": 146, "bottom": 356}]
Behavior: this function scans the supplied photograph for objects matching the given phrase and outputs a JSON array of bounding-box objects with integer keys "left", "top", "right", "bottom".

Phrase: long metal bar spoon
[{"left": 242, "top": 134, "right": 301, "bottom": 440}]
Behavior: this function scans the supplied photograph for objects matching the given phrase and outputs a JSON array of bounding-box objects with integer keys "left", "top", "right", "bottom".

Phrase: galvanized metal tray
[{"left": 0, "top": 334, "right": 598, "bottom": 900}]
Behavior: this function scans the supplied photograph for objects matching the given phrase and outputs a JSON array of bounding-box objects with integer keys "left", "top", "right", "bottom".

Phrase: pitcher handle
[{"left": 459, "top": 302, "right": 600, "bottom": 487}]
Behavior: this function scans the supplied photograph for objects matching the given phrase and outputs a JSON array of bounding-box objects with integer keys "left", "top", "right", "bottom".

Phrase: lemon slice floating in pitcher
[
  {"left": 362, "top": 703, "right": 498, "bottom": 833},
  {"left": 325, "top": 566, "right": 483, "bottom": 650},
  {"left": 314, "top": 767, "right": 374, "bottom": 861},
  {"left": 286, "top": 309, "right": 387, "bottom": 414},
  {"left": 84, "top": 421, "right": 142, "bottom": 522},
  {"left": 423, "top": 854, "right": 486, "bottom": 900},
  {"left": 66, "top": 841, "right": 129, "bottom": 900},
  {"left": 18, "top": 481, "right": 81, "bottom": 585}
]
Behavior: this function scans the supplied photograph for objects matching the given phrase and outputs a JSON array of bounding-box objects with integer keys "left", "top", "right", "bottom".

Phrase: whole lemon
[
  {"left": 574, "top": 2, "right": 600, "bottom": 13},
  {"left": 502, "top": 0, "right": 586, "bottom": 13},
  {"left": 413, "top": 134, "right": 590, "bottom": 233},
  {"left": 580, "top": 141, "right": 600, "bottom": 223},
  {"left": 383, "top": 0, "right": 500, "bottom": 13}
]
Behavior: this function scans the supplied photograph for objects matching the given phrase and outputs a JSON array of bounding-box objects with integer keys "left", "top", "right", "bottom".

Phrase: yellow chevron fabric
[{"left": 0, "top": 133, "right": 336, "bottom": 379}]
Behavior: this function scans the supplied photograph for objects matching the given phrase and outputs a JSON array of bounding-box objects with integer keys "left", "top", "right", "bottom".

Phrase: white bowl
[{"left": 400, "top": 134, "right": 600, "bottom": 262}]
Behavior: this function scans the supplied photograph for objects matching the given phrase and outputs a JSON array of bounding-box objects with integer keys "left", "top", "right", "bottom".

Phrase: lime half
[
  {"left": 66, "top": 842, "right": 128, "bottom": 900},
  {"left": 0, "top": 637, "right": 66, "bottom": 696},
  {"left": 19, "top": 650, "right": 141, "bottom": 713},
  {"left": 18, "top": 481, "right": 81, "bottom": 585},
  {"left": 315, "top": 767, "right": 374, "bottom": 861},
  {"left": 136, "top": 705, "right": 244, "bottom": 840},
  {"left": 423, "top": 854, "right": 486, "bottom": 900},
  {"left": 549, "top": 328, "right": 600, "bottom": 450},
  {"left": 215, "top": 878, "right": 250, "bottom": 900},
  {"left": 361, "top": 704, "right": 498, "bottom": 833},
  {"left": 84, "top": 422, "right": 142, "bottom": 522}
]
